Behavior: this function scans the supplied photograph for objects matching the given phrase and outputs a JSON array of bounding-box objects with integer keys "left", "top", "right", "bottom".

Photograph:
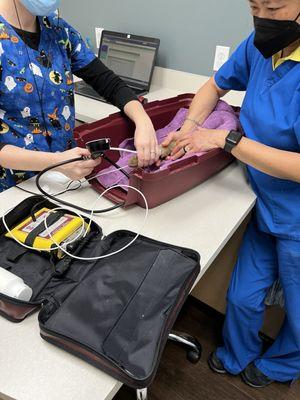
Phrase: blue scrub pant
[{"left": 216, "top": 219, "right": 300, "bottom": 382}]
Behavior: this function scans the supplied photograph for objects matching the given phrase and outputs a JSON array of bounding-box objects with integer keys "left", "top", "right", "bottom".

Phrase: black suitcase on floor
[{"left": 0, "top": 196, "right": 201, "bottom": 391}]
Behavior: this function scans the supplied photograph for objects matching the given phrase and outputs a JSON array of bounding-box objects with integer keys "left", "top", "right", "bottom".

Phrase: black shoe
[
  {"left": 208, "top": 351, "right": 227, "bottom": 374},
  {"left": 241, "top": 363, "right": 274, "bottom": 388}
]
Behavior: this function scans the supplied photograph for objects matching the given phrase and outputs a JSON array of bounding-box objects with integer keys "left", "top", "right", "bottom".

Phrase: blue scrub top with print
[
  {"left": 215, "top": 33, "right": 300, "bottom": 240},
  {"left": 0, "top": 13, "right": 96, "bottom": 191}
]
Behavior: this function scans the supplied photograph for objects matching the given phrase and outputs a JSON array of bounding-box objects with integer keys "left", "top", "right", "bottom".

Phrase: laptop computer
[{"left": 75, "top": 30, "right": 160, "bottom": 102}]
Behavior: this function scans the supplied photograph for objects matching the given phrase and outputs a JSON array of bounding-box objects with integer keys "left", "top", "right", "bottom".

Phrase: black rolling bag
[{"left": 0, "top": 196, "right": 201, "bottom": 391}]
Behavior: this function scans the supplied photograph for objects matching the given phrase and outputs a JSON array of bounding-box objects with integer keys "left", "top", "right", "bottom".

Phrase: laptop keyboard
[
  {"left": 75, "top": 82, "right": 106, "bottom": 102},
  {"left": 75, "top": 81, "right": 146, "bottom": 102}
]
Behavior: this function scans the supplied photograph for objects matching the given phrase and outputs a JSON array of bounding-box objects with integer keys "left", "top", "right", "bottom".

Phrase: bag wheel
[{"left": 136, "top": 388, "right": 148, "bottom": 400}]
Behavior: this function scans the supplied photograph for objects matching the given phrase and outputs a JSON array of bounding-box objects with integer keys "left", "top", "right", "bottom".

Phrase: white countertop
[
  {"left": 74, "top": 67, "right": 244, "bottom": 124},
  {"left": 0, "top": 66, "right": 255, "bottom": 400}
]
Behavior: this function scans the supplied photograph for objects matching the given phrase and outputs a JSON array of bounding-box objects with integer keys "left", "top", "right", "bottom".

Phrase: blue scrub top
[
  {"left": 0, "top": 13, "right": 96, "bottom": 191},
  {"left": 215, "top": 33, "right": 300, "bottom": 240}
]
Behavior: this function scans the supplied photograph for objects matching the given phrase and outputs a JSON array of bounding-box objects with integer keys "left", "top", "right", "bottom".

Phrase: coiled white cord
[
  {"left": 2, "top": 184, "right": 148, "bottom": 261},
  {"left": 42, "top": 163, "right": 131, "bottom": 199},
  {"left": 110, "top": 147, "right": 137, "bottom": 154},
  {"left": 84, "top": 164, "right": 130, "bottom": 184},
  {"left": 45, "top": 148, "right": 134, "bottom": 190},
  {"left": 2, "top": 207, "right": 86, "bottom": 252}
]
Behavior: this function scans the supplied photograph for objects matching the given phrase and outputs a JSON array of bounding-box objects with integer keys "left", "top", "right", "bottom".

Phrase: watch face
[
  {"left": 227, "top": 137, "right": 236, "bottom": 144},
  {"left": 224, "top": 131, "right": 243, "bottom": 153},
  {"left": 228, "top": 131, "right": 242, "bottom": 144}
]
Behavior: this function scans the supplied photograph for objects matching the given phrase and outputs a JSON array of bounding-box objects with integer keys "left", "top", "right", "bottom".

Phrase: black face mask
[{"left": 254, "top": 11, "right": 300, "bottom": 59}]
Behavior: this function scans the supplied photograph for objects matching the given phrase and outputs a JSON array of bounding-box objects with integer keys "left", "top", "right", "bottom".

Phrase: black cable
[
  {"left": 15, "top": 185, "right": 40, "bottom": 196},
  {"left": 15, "top": 178, "right": 81, "bottom": 196},
  {"left": 35, "top": 157, "right": 125, "bottom": 214},
  {"left": 16, "top": 177, "right": 82, "bottom": 220},
  {"left": 102, "top": 154, "right": 130, "bottom": 178},
  {"left": 11, "top": 6, "right": 126, "bottom": 215},
  {"left": 29, "top": 180, "right": 81, "bottom": 220}
]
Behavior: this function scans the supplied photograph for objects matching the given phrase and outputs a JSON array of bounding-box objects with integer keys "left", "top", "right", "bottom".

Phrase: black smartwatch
[{"left": 224, "top": 130, "right": 243, "bottom": 153}]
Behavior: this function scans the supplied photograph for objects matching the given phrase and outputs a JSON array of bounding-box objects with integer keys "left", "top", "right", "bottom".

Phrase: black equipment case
[{"left": 0, "top": 196, "right": 201, "bottom": 389}]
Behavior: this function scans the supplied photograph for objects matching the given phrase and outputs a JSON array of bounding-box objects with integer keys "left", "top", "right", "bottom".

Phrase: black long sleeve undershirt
[
  {"left": 12, "top": 25, "right": 138, "bottom": 109},
  {"left": 74, "top": 58, "right": 138, "bottom": 110},
  {"left": 0, "top": 27, "right": 138, "bottom": 152}
]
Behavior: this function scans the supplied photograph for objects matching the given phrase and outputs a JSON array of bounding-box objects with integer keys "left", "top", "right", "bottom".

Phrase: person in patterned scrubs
[{"left": 0, "top": 0, "right": 160, "bottom": 191}]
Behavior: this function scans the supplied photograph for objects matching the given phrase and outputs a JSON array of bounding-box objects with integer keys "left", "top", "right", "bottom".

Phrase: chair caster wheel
[
  {"left": 136, "top": 388, "right": 148, "bottom": 400},
  {"left": 187, "top": 350, "right": 201, "bottom": 364},
  {"left": 168, "top": 331, "right": 202, "bottom": 364}
]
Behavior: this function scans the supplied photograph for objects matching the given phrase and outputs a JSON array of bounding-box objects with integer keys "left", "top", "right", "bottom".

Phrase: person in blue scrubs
[
  {"left": 164, "top": 0, "right": 300, "bottom": 388},
  {"left": 0, "top": 0, "right": 160, "bottom": 192}
]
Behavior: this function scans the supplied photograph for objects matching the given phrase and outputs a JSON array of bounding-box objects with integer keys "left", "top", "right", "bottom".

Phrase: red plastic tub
[{"left": 74, "top": 94, "right": 234, "bottom": 209}]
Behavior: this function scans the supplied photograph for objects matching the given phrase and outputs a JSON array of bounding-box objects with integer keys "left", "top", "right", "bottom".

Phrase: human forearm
[
  {"left": 163, "top": 77, "right": 229, "bottom": 158},
  {"left": 174, "top": 126, "right": 300, "bottom": 183},
  {"left": 123, "top": 100, "right": 160, "bottom": 167},
  {"left": 231, "top": 137, "right": 300, "bottom": 183},
  {"left": 0, "top": 145, "right": 101, "bottom": 180},
  {"left": 212, "top": 132, "right": 300, "bottom": 183},
  {"left": 75, "top": 58, "right": 137, "bottom": 110},
  {"left": 124, "top": 100, "right": 152, "bottom": 128},
  {"left": 0, "top": 145, "right": 60, "bottom": 171},
  {"left": 180, "top": 76, "right": 228, "bottom": 134}
]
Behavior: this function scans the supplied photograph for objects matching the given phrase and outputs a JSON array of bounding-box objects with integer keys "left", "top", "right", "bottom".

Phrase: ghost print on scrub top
[
  {"left": 0, "top": 13, "right": 96, "bottom": 191},
  {"left": 21, "top": 107, "right": 31, "bottom": 118},
  {"left": 62, "top": 105, "right": 71, "bottom": 121},
  {"left": 75, "top": 43, "right": 81, "bottom": 53},
  {"left": 24, "top": 133, "right": 34, "bottom": 146},
  {"left": 5, "top": 76, "right": 17, "bottom": 91},
  {"left": 29, "top": 62, "right": 43, "bottom": 77}
]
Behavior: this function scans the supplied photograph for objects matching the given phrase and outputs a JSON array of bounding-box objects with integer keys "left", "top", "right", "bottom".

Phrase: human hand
[
  {"left": 161, "top": 130, "right": 183, "bottom": 160},
  {"left": 171, "top": 129, "right": 228, "bottom": 160},
  {"left": 55, "top": 147, "right": 101, "bottom": 180},
  {"left": 134, "top": 120, "right": 160, "bottom": 167}
]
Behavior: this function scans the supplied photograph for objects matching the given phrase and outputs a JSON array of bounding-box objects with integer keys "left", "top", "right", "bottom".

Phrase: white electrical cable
[
  {"left": 2, "top": 147, "right": 148, "bottom": 260},
  {"left": 43, "top": 184, "right": 148, "bottom": 261},
  {"left": 84, "top": 164, "right": 131, "bottom": 183},
  {"left": 2, "top": 184, "right": 148, "bottom": 261},
  {"left": 110, "top": 147, "right": 137, "bottom": 154},
  {"left": 43, "top": 150, "right": 133, "bottom": 192},
  {"left": 52, "top": 180, "right": 82, "bottom": 196},
  {"left": 52, "top": 164, "right": 130, "bottom": 196},
  {"left": 2, "top": 207, "right": 86, "bottom": 252}
]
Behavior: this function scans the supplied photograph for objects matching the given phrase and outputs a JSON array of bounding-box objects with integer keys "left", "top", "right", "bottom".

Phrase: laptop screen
[{"left": 99, "top": 31, "right": 160, "bottom": 90}]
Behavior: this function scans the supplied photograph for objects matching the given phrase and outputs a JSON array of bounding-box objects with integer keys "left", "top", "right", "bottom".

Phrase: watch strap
[{"left": 224, "top": 130, "right": 243, "bottom": 153}]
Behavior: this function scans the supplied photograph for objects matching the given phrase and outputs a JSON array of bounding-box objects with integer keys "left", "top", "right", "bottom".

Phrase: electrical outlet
[
  {"left": 95, "top": 27, "right": 104, "bottom": 49},
  {"left": 213, "top": 45, "right": 230, "bottom": 71}
]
